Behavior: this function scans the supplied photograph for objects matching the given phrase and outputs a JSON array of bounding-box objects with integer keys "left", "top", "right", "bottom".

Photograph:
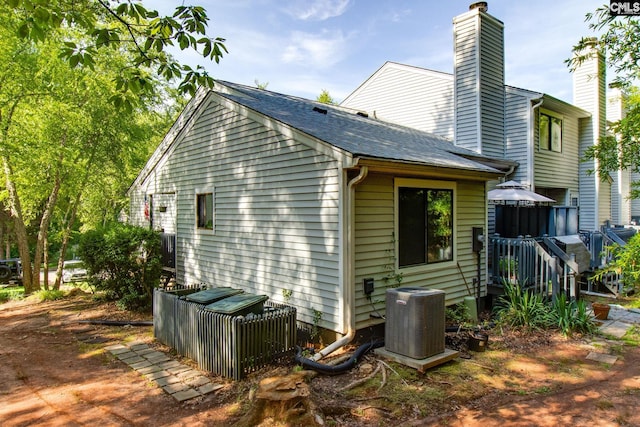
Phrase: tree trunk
[
  {"left": 43, "top": 234, "right": 49, "bottom": 291},
  {"left": 236, "top": 371, "right": 322, "bottom": 426},
  {"left": 54, "top": 201, "right": 79, "bottom": 290},
  {"left": 2, "top": 155, "right": 36, "bottom": 293},
  {"left": 53, "top": 157, "right": 90, "bottom": 291},
  {"left": 31, "top": 175, "right": 61, "bottom": 291},
  {"left": 0, "top": 219, "right": 4, "bottom": 258}
]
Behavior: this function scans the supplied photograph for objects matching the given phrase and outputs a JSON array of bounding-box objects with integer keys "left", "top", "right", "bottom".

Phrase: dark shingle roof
[{"left": 215, "top": 81, "right": 503, "bottom": 174}]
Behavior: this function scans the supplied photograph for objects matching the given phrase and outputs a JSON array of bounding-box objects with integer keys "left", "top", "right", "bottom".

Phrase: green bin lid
[
  {"left": 203, "top": 293, "right": 269, "bottom": 315},
  {"left": 184, "top": 287, "right": 243, "bottom": 304}
]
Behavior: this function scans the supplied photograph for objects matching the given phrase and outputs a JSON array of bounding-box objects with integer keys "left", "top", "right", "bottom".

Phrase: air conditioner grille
[{"left": 385, "top": 287, "right": 445, "bottom": 359}]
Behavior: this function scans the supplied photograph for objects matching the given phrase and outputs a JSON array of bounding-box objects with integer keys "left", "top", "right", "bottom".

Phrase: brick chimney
[{"left": 453, "top": 2, "right": 505, "bottom": 157}]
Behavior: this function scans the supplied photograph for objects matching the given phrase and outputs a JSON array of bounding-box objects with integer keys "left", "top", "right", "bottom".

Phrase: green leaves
[
  {"left": 9, "top": 1, "right": 228, "bottom": 105},
  {"left": 573, "top": 7, "right": 640, "bottom": 196},
  {"left": 78, "top": 223, "right": 162, "bottom": 310}
]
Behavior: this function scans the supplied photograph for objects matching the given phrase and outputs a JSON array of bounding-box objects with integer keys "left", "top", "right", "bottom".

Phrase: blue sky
[{"left": 157, "top": 0, "right": 606, "bottom": 103}]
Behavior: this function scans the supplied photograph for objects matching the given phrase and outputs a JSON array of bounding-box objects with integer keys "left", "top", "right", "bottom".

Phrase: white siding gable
[{"left": 341, "top": 62, "right": 454, "bottom": 139}]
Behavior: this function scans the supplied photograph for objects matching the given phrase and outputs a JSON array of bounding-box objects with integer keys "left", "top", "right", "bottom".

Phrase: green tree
[
  {"left": 8, "top": 0, "right": 227, "bottom": 109},
  {"left": 0, "top": 11, "right": 177, "bottom": 293},
  {"left": 255, "top": 79, "right": 269, "bottom": 90},
  {"left": 316, "top": 89, "right": 336, "bottom": 105},
  {"left": 569, "top": 7, "right": 640, "bottom": 197}
]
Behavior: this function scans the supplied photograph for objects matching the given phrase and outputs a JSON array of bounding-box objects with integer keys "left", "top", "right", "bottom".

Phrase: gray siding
[
  {"left": 632, "top": 173, "right": 640, "bottom": 221},
  {"left": 578, "top": 116, "right": 598, "bottom": 229},
  {"left": 454, "top": 8, "right": 505, "bottom": 157},
  {"left": 341, "top": 63, "right": 454, "bottom": 139},
  {"left": 574, "top": 46, "right": 609, "bottom": 230},
  {"left": 612, "top": 169, "right": 631, "bottom": 225},
  {"left": 608, "top": 89, "right": 631, "bottom": 224},
  {"left": 505, "top": 90, "right": 532, "bottom": 185},
  {"left": 352, "top": 174, "right": 487, "bottom": 329},
  {"left": 130, "top": 97, "right": 344, "bottom": 331},
  {"left": 534, "top": 111, "right": 580, "bottom": 194}
]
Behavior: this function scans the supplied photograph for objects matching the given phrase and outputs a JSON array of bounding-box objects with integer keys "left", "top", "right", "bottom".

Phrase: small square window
[{"left": 196, "top": 192, "right": 214, "bottom": 230}]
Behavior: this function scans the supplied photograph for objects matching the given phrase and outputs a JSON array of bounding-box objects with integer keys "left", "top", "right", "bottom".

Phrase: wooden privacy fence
[
  {"left": 153, "top": 288, "right": 297, "bottom": 380},
  {"left": 490, "top": 235, "right": 580, "bottom": 301}
]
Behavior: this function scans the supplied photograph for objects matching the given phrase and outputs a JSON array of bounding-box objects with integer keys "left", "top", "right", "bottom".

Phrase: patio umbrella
[
  {"left": 488, "top": 180, "right": 555, "bottom": 205},
  {"left": 488, "top": 181, "right": 555, "bottom": 237}
]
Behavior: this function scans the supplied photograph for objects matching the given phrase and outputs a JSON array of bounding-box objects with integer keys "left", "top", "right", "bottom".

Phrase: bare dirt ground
[{"left": 1, "top": 292, "right": 640, "bottom": 426}]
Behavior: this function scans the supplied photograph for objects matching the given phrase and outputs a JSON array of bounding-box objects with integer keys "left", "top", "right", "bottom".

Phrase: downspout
[
  {"left": 528, "top": 98, "right": 544, "bottom": 186},
  {"left": 312, "top": 165, "right": 368, "bottom": 361}
]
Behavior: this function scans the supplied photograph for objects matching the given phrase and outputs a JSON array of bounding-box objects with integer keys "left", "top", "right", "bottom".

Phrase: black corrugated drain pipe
[{"left": 294, "top": 339, "right": 384, "bottom": 375}]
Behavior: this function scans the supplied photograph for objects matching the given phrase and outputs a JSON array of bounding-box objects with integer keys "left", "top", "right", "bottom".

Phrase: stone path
[
  {"left": 584, "top": 303, "right": 640, "bottom": 365},
  {"left": 105, "top": 342, "right": 224, "bottom": 402},
  {"left": 597, "top": 304, "right": 640, "bottom": 338}
]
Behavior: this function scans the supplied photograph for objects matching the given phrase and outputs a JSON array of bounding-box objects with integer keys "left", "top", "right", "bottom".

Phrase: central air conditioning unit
[{"left": 385, "top": 287, "right": 445, "bottom": 359}]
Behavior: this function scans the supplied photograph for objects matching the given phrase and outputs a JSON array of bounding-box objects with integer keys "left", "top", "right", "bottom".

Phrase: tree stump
[{"left": 236, "top": 370, "right": 323, "bottom": 426}]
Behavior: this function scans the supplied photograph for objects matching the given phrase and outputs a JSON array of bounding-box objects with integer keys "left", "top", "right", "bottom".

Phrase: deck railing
[
  {"left": 490, "top": 235, "right": 580, "bottom": 300},
  {"left": 582, "top": 230, "right": 624, "bottom": 295}
]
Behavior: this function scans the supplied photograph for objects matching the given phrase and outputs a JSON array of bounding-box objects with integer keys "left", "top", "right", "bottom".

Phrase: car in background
[
  {"left": 62, "top": 260, "right": 88, "bottom": 283},
  {"left": 0, "top": 258, "right": 22, "bottom": 285}
]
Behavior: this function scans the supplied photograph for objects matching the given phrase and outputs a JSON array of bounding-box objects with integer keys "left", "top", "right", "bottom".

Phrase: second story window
[{"left": 539, "top": 110, "right": 562, "bottom": 153}]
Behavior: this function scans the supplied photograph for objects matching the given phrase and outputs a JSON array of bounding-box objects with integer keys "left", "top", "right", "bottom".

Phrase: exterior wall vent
[{"left": 384, "top": 287, "right": 445, "bottom": 359}]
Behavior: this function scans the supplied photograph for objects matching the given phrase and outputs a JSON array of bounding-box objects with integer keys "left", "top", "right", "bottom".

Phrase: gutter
[{"left": 312, "top": 164, "right": 368, "bottom": 361}]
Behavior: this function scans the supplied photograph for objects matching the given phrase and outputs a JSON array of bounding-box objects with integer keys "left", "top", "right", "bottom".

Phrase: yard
[{"left": 1, "top": 289, "right": 640, "bottom": 426}]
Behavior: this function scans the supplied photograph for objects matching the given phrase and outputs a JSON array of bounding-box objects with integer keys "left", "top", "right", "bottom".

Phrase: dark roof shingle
[{"left": 216, "top": 81, "right": 503, "bottom": 174}]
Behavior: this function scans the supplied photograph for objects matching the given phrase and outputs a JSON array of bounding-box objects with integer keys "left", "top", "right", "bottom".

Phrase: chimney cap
[{"left": 469, "top": 2, "right": 488, "bottom": 12}]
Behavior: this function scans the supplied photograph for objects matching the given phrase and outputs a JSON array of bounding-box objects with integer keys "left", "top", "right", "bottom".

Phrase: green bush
[
  {"left": 602, "top": 232, "right": 640, "bottom": 293},
  {"left": 494, "top": 282, "right": 554, "bottom": 331},
  {"left": 446, "top": 303, "right": 471, "bottom": 325},
  {"left": 35, "top": 289, "right": 65, "bottom": 301},
  {"left": 78, "top": 223, "right": 161, "bottom": 311},
  {"left": 551, "top": 293, "right": 596, "bottom": 336},
  {"left": 496, "top": 282, "right": 597, "bottom": 336},
  {"left": 0, "top": 287, "right": 24, "bottom": 303}
]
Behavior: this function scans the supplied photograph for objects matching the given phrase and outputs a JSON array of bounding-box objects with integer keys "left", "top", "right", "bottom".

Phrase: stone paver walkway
[
  {"left": 584, "top": 303, "right": 640, "bottom": 366},
  {"left": 595, "top": 303, "right": 640, "bottom": 338},
  {"left": 105, "top": 342, "right": 224, "bottom": 402}
]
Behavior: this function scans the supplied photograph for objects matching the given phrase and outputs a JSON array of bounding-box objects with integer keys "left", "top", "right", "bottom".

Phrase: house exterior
[
  {"left": 128, "top": 80, "right": 512, "bottom": 336},
  {"left": 342, "top": 3, "right": 637, "bottom": 232}
]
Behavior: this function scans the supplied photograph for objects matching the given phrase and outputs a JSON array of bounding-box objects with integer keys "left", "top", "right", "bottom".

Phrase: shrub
[
  {"left": 446, "top": 303, "right": 471, "bottom": 325},
  {"left": 494, "top": 282, "right": 554, "bottom": 331},
  {"left": 0, "top": 287, "right": 24, "bottom": 303},
  {"left": 551, "top": 293, "right": 596, "bottom": 336},
  {"left": 78, "top": 223, "right": 161, "bottom": 311},
  {"left": 601, "top": 232, "right": 640, "bottom": 294},
  {"left": 35, "top": 290, "right": 65, "bottom": 301}
]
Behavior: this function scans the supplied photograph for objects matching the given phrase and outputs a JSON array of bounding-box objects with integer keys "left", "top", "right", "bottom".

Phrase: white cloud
[
  {"left": 285, "top": 0, "right": 351, "bottom": 21},
  {"left": 281, "top": 30, "right": 351, "bottom": 68}
]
